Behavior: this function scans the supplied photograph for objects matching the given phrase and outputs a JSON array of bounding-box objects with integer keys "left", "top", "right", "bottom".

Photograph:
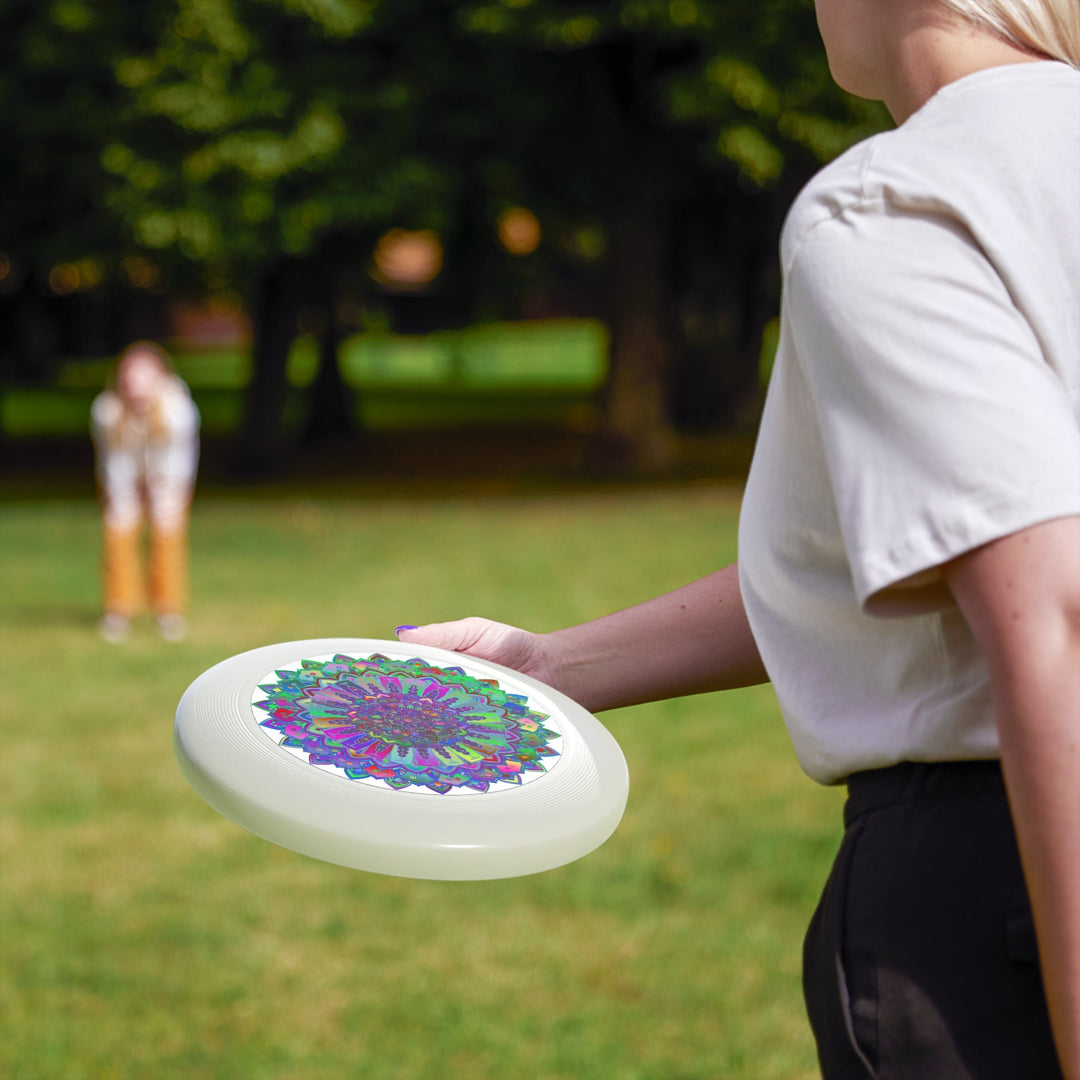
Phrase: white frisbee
[{"left": 174, "top": 638, "right": 629, "bottom": 880}]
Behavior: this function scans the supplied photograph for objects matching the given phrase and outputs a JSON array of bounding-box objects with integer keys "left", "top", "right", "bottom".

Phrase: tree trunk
[
  {"left": 302, "top": 304, "right": 355, "bottom": 447},
  {"left": 669, "top": 187, "right": 781, "bottom": 432},
  {"left": 231, "top": 257, "right": 304, "bottom": 479},
  {"left": 3, "top": 279, "right": 60, "bottom": 384},
  {"left": 585, "top": 42, "right": 677, "bottom": 475},
  {"left": 602, "top": 188, "right": 675, "bottom": 471}
]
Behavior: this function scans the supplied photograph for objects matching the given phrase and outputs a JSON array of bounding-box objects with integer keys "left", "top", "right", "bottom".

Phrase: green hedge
[{"left": 3, "top": 320, "right": 608, "bottom": 436}]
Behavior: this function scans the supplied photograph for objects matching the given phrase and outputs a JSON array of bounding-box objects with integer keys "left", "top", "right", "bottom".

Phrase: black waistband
[{"left": 844, "top": 759, "right": 1005, "bottom": 829}]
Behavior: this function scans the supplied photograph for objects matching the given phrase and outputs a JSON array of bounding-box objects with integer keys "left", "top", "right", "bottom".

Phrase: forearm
[
  {"left": 994, "top": 646, "right": 1080, "bottom": 1079},
  {"left": 946, "top": 517, "right": 1080, "bottom": 1078},
  {"left": 541, "top": 562, "right": 768, "bottom": 712}
]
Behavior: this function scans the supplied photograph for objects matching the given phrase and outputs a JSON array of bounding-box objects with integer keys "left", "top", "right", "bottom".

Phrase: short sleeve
[
  {"left": 157, "top": 378, "right": 200, "bottom": 438},
  {"left": 90, "top": 391, "right": 122, "bottom": 443},
  {"left": 787, "top": 202, "right": 1080, "bottom": 613}
]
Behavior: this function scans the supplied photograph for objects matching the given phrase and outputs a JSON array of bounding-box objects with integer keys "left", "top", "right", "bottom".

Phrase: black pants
[{"left": 803, "top": 761, "right": 1063, "bottom": 1080}]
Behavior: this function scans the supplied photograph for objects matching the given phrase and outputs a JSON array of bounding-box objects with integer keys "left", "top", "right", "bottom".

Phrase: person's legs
[
  {"left": 101, "top": 517, "right": 143, "bottom": 640},
  {"left": 148, "top": 495, "right": 190, "bottom": 640},
  {"left": 805, "top": 762, "right": 1062, "bottom": 1080}
]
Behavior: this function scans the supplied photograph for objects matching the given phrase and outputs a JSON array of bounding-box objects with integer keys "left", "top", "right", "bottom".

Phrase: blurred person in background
[
  {"left": 398, "top": 0, "right": 1080, "bottom": 1077},
  {"left": 91, "top": 342, "right": 200, "bottom": 643}
]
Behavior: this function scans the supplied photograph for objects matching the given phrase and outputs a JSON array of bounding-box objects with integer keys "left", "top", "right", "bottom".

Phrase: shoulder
[
  {"left": 780, "top": 136, "right": 883, "bottom": 272},
  {"left": 159, "top": 376, "right": 199, "bottom": 424},
  {"left": 91, "top": 390, "right": 123, "bottom": 429},
  {"left": 143, "top": 377, "right": 200, "bottom": 441},
  {"left": 781, "top": 61, "right": 1080, "bottom": 275}
]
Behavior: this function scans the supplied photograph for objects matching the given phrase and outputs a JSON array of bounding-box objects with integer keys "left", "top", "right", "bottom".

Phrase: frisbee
[{"left": 174, "top": 638, "right": 629, "bottom": 880}]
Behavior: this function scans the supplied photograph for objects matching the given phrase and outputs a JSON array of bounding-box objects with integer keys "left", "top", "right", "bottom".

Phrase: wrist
[
  {"left": 538, "top": 628, "right": 618, "bottom": 711},
  {"left": 533, "top": 630, "right": 586, "bottom": 706}
]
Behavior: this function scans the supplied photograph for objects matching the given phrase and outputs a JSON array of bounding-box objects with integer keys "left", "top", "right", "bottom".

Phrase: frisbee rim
[{"left": 174, "top": 638, "right": 629, "bottom": 879}]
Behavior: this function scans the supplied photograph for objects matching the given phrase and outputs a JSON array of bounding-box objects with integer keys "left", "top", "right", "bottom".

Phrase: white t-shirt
[
  {"left": 91, "top": 375, "right": 200, "bottom": 531},
  {"left": 739, "top": 62, "right": 1080, "bottom": 785}
]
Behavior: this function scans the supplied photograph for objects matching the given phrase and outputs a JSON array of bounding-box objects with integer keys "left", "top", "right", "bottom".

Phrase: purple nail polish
[{"left": 395, "top": 625, "right": 418, "bottom": 635}]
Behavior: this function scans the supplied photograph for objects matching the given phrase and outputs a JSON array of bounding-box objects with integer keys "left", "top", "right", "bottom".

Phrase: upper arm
[
  {"left": 944, "top": 515, "right": 1080, "bottom": 693},
  {"left": 789, "top": 208, "right": 1080, "bottom": 614}
]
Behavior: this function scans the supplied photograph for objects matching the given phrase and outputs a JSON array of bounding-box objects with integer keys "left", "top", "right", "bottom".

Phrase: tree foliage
[{"left": 1, "top": 0, "right": 890, "bottom": 471}]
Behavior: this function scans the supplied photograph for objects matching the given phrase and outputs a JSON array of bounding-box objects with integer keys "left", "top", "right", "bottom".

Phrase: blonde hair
[{"left": 938, "top": 0, "right": 1080, "bottom": 66}]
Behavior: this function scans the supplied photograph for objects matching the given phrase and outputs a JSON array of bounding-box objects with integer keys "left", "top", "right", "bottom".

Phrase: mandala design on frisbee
[{"left": 252, "top": 654, "right": 562, "bottom": 795}]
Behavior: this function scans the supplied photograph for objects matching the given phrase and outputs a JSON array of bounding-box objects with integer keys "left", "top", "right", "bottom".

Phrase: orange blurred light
[
  {"left": 497, "top": 207, "right": 541, "bottom": 256},
  {"left": 48, "top": 263, "right": 81, "bottom": 295},
  {"left": 371, "top": 229, "right": 443, "bottom": 288},
  {"left": 0, "top": 253, "right": 11, "bottom": 281}
]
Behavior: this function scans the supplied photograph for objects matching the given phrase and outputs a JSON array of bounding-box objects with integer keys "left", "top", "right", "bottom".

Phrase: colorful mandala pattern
[{"left": 253, "top": 654, "right": 561, "bottom": 794}]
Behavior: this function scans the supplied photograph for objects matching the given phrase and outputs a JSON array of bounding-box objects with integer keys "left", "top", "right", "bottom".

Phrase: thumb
[
  {"left": 394, "top": 619, "right": 553, "bottom": 684},
  {"left": 394, "top": 618, "right": 484, "bottom": 653}
]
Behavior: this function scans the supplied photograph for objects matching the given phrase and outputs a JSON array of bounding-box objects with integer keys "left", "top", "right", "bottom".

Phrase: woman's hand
[{"left": 396, "top": 618, "right": 562, "bottom": 687}]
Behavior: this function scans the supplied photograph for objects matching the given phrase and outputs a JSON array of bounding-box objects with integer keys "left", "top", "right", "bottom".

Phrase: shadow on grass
[{"left": 1, "top": 426, "right": 758, "bottom": 503}]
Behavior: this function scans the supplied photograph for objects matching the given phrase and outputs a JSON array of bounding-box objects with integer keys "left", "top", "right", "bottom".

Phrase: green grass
[{"left": 0, "top": 487, "right": 842, "bottom": 1079}]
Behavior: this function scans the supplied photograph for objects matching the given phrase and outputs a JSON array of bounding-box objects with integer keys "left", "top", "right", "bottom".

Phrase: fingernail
[{"left": 395, "top": 625, "right": 418, "bottom": 636}]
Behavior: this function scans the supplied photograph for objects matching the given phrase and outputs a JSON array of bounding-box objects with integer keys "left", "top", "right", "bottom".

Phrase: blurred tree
[
  {"left": 0, "top": 0, "right": 167, "bottom": 380},
  {"left": 97, "top": 0, "right": 565, "bottom": 474},
  {"left": 94, "top": 0, "right": 441, "bottom": 472},
  {"left": 454, "top": 0, "right": 890, "bottom": 470},
  {"left": 1, "top": 0, "right": 889, "bottom": 473}
]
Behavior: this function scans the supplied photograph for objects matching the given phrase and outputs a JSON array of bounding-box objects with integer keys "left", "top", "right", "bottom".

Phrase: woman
[
  {"left": 91, "top": 342, "right": 200, "bottom": 642},
  {"left": 397, "top": 1, "right": 1079, "bottom": 1076}
]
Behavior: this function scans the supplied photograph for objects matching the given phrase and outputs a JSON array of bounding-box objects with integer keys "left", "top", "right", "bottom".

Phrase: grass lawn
[{"left": 0, "top": 484, "right": 842, "bottom": 1079}]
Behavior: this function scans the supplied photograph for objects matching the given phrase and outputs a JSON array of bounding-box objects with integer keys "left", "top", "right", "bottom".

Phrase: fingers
[
  {"left": 393, "top": 617, "right": 542, "bottom": 676},
  {"left": 395, "top": 617, "right": 493, "bottom": 653},
  {"left": 394, "top": 620, "right": 460, "bottom": 649}
]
